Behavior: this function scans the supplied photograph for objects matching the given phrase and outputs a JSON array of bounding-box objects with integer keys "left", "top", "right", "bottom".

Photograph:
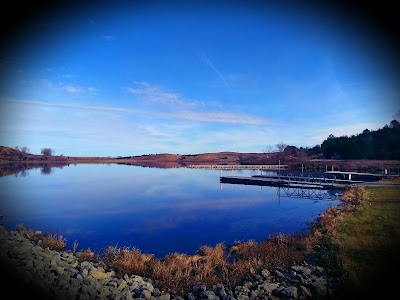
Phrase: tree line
[
  {"left": 319, "top": 120, "right": 400, "bottom": 160},
  {"left": 14, "top": 146, "right": 55, "bottom": 156},
  {"left": 273, "top": 119, "right": 400, "bottom": 160}
]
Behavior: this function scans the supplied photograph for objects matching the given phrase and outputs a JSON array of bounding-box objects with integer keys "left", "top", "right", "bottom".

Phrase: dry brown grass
[
  {"left": 16, "top": 224, "right": 67, "bottom": 251},
  {"left": 340, "top": 186, "right": 366, "bottom": 207},
  {"left": 14, "top": 222, "right": 325, "bottom": 296},
  {"left": 102, "top": 245, "right": 156, "bottom": 277},
  {"left": 76, "top": 248, "right": 96, "bottom": 262},
  {"left": 98, "top": 236, "right": 311, "bottom": 295},
  {"left": 231, "top": 234, "right": 307, "bottom": 272}
]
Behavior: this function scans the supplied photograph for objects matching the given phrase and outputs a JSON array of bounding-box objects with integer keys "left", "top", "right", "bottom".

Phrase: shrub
[
  {"left": 76, "top": 248, "right": 95, "bottom": 262},
  {"left": 341, "top": 186, "right": 366, "bottom": 206},
  {"left": 15, "top": 224, "right": 66, "bottom": 251},
  {"left": 102, "top": 246, "right": 155, "bottom": 276},
  {"left": 231, "top": 234, "right": 307, "bottom": 273},
  {"left": 40, "top": 233, "right": 67, "bottom": 251}
]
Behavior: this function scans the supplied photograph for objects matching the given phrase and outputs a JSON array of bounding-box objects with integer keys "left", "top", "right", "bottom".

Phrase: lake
[{"left": 0, "top": 164, "right": 341, "bottom": 258}]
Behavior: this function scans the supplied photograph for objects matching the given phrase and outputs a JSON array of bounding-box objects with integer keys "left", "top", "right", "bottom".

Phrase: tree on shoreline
[
  {"left": 15, "top": 146, "right": 30, "bottom": 154},
  {"left": 41, "top": 147, "right": 55, "bottom": 156}
]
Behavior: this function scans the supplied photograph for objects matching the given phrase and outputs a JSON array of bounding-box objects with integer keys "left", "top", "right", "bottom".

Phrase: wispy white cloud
[
  {"left": 63, "top": 85, "right": 84, "bottom": 94},
  {"left": 62, "top": 84, "right": 97, "bottom": 94},
  {"left": 3, "top": 99, "right": 140, "bottom": 114},
  {"left": 3, "top": 97, "right": 271, "bottom": 126},
  {"left": 100, "top": 35, "right": 115, "bottom": 41},
  {"left": 166, "top": 110, "right": 269, "bottom": 125},
  {"left": 125, "top": 82, "right": 272, "bottom": 125},
  {"left": 126, "top": 82, "right": 199, "bottom": 107},
  {"left": 198, "top": 52, "right": 229, "bottom": 87},
  {"left": 40, "top": 79, "right": 97, "bottom": 95}
]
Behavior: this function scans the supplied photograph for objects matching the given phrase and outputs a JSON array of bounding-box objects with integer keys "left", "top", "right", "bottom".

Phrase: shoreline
[
  {"left": 2, "top": 158, "right": 400, "bottom": 178},
  {"left": 0, "top": 225, "right": 338, "bottom": 300},
  {"left": 2, "top": 184, "right": 398, "bottom": 299}
]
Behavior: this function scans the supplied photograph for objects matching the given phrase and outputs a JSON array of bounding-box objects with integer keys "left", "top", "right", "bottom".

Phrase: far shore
[{"left": 1, "top": 145, "right": 400, "bottom": 177}]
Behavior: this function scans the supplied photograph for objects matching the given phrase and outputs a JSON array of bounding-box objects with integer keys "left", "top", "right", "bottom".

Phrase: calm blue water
[{"left": 0, "top": 164, "right": 340, "bottom": 258}]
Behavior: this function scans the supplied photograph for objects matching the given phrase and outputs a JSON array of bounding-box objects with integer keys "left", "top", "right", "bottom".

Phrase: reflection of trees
[
  {"left": 0, "top": 162, "right": 70, "bottom": 177},
  {"left": 14, "top": 169, "right": 30, "bottom": 177},
  {"left": 41, "top": 165, "right": 53, "bottom": 175}
]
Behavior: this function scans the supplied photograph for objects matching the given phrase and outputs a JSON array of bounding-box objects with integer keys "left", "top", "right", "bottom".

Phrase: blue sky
[{"left": 1, "top": 1, "right": 399, "bottom": 157}]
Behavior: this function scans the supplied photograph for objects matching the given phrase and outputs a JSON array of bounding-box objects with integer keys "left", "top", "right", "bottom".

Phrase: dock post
[{"left": 278, "top": 160, "right": 281, "bottom": 178}]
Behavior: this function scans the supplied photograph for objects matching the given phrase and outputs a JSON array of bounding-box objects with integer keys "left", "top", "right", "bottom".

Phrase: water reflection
[
  {"left": 1, "top": 162, "right": 181, "bottom": 178},
  {"left": 0, "top": 163, "right": 69, "bottom": 177},
  {"left": 0, "top": 164, "right": 341, "bottom": 258},
  {"left": 277, "top": 186, "right": 341, "bottom": 200}
]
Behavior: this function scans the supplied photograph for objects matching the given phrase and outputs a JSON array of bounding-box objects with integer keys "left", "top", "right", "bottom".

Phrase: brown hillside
[
  {"left": 1, "top": 145, "right": 400, "bottom": 176},
  {"left": 0, "top": 146, "right": 22, "bottom": 157}
]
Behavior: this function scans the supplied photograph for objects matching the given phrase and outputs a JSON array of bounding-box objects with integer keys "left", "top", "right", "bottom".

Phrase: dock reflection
[{"left": 277, "top": 186, "right": 341, "bottom": 200}]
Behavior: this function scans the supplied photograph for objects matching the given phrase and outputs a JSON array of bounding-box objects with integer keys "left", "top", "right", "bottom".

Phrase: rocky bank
[{"left": 0, "top": 226, "right": 339, "bottom": 300}]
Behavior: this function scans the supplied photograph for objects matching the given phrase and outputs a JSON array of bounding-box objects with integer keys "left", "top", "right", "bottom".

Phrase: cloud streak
[
  {"left": 126, "top": 82, "right": 199, "bottom": 107},
  {"left": 40, "top": 80, "right": 97, "bottom": 95},
  {"left": 62, "top": 84, "right": 97, "bottom": 94},
  {"left": 166, "top": 110, "right": 269, "bottom": 125},
  {"left": 3, "top": 97, "right": 271, "bottom": 126},
  {"left": 199, "top": 52, "right": 229, "bottom": 87}
]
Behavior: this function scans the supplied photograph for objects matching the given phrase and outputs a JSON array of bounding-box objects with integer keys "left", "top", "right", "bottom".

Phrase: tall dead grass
[
  {"left": 100, "top": 237, "right": 310, "bottom": 295},
  {"left": 230, "top": 234, "right": 308, "bottom": 272},
  {"left": 340, "top": 186, "right": 366, "bottom": 208},
  {"left": 16, "top": 224, "right": 67, "bottom": 251}
]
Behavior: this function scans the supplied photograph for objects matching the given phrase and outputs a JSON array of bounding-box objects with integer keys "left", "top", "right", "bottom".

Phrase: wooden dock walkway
[
  {"left": 220, "top": 174, "right": 364, "bottom": 189},
  {"left": 187, "top": 164, "right": 288, "bottom": 170},
  {"left": 324, "top": 171, "right": 385, "bottom": 181}
]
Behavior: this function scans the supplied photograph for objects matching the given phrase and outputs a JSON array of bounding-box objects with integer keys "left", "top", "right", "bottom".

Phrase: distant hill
[
  {"left": 0, "top": 146, "right": 22, "bottom": 158},
  {"left": 1, "top": 119, "right": 400, "bottom": 171},
  {"left": 127, "top": 151, "right": 283, "bottom": 166}
]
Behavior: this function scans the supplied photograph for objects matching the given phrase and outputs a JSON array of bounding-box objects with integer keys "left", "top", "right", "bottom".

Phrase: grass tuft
[
  {"left": 15, "top": 224, "right": 67, "bottom": 251},
  {"left": 76, "top": 248, "right": 96, "bottom": 262}
]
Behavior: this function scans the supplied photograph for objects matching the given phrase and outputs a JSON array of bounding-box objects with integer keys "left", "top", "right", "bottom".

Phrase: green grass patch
[{"left": 333, "top": 186, "right": 400, "bottom": 296}]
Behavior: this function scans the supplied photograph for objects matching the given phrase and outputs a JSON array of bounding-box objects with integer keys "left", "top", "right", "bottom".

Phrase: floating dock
[
  {"left": 220, "top": 174, "right": 365, "bottom": 189},
  {"left": 323, "top": 171, "right": 384, "bottom": 181},
  {"left": 187, "top": 164, "right": 288, "bottom": 170}
]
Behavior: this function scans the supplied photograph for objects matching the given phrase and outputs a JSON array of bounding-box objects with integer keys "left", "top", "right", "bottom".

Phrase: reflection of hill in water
[
  {"left": 116, "top": 161, "right": 183, "bottom": 168},
  {"left": 0, "top": 162, "right": 70, "bottom": 177},
  {"left": 0, "top": 161, "right": 184, "bottom": 177}
]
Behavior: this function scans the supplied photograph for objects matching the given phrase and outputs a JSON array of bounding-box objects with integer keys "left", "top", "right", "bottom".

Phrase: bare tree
[
  {"left": 276, "top": 142, "right": 287, "bottom": 152},
  {"left": 41, "top": 147, "right": 55, "bottom": 156},
  {"left": 20, "top": 146, "right": 30, "bottom": 154},
  {"left": 394, "top": 109, "right": 400, "bottom": 121},
  {"left": 263, "top": 146, "right": 275, "bottom": 153}
]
